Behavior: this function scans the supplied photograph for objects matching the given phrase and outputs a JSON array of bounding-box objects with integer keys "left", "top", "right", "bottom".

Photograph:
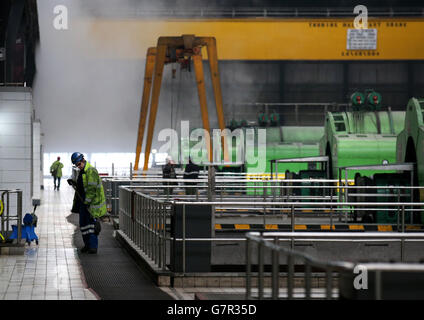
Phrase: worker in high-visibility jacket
[
  {"left": 50, "top": 156, "right": 64, "bottom": 190},
  {"left": 69, "top": 152, "right": 106, "bottom": 254}
]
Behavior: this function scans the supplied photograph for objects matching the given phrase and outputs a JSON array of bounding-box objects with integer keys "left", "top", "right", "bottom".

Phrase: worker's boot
[
  {"left": 88, "top": 248, "right": 97, "bottom": 254},
  {"left": 80, "top": 246, "right": 89, "bottom": 253}
]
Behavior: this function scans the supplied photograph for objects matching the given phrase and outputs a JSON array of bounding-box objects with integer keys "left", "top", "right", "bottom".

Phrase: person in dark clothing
[
  {"left": 162, "top": 156, "right": 177, "bottom": 196},
  {"left": 69, "top": 152, "right": 106, "bottom": 254},
  {"left": 184, "top": 158, "right": 201, "bottom": 195}
]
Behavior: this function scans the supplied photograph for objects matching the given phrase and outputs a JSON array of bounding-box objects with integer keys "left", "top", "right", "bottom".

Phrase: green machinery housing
[
  {"left": 224, "top": 90, "right": 406, "bottom": 179},
  {"left": 183, "top": 116, "right": 324, "bottom": 196},
  {"left": 245, "top": 125, "right": 324, "bottom": 175},
  {"left": 340, "top": 163, "right": 414, "bottom": 224},
  {"left": 184, "top": 124, "right": 324, "bottom": 176},
  {"left": 396, "top": 97, "right": 424, "bottom": 189},
  {"left": 267, "top": 92, "right": 423, "bottom": 224},
  {"left": 319, "top": 91, "right": 405, "bottom": 179},
  {"left": 175, "top": 91, "right": 411, "bottom": 182},
  {"left": 396, "top": 97, "right": 424, "bottom": 222},
  {"left": 316, "top": 92, "right": 417, "bottom": 223}
]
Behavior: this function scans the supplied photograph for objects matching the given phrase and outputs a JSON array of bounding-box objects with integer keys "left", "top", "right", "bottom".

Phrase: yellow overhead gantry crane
[{"left": 134, "top": 35, "right": 228, "bottom": 172}]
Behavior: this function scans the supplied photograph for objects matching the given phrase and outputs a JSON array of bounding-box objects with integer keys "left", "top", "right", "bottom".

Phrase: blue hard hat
[{"left": 71, "top": 152, "right": 84, "bottom": 164}]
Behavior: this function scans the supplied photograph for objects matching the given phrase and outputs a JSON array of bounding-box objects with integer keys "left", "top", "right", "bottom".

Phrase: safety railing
[
  {"left": 245, "top": 231, "right": 424, "bottom": 300},
  {"left": 103, "top": 171, "right": 258, "bottom": 215},
  {"left": 110, "top": 176, "right": 423, "bottom": 220},
  {"left": 118, "top": 184, "right": 424, "bottom": 275},
  {"left": 0, "top": 190, "right": 23, "bottom": 245},
  {"left": 119, "top": 187, "right": 171, "bottom": 270}
]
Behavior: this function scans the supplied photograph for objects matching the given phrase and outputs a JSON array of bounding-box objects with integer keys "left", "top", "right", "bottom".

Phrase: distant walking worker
[
  {"left": 162, "top": 156, "right": 177, "bottom": 196},
  {"left": 50, "top": 156, "right": 64, "bottom": 190},
  {"left": 184, "top": 158, "right": 201, "bottom": 195},
  {"left": 69, "top": 152, "right": 106, "bottom": 254}
]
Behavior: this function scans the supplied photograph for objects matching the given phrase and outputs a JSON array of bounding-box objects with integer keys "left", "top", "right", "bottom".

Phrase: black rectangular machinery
[{"left": 170, "top": 204, "right": 212, "bottom": 272}]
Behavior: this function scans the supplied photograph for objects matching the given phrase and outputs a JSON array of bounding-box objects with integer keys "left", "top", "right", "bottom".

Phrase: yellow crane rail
[{"left": 83, "top": 17, "right": 424, "bottom": 60}]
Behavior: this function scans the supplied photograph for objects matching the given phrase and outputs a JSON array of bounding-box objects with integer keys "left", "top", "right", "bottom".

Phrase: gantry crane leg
[
  {"left": 134, "top": 47, "right": 156, "bottom": 172},
  {"left": 134, "top": 36, "right": 228, "bottom": 172},
  {"left": 193, "top": 52, "right": 212, "bottom": 163},
  {"left": 205, "top": 38, "right": 229, "bottom": 162},
  {"left": 142, "top": 44, "right": 167, "bottom": 172}
]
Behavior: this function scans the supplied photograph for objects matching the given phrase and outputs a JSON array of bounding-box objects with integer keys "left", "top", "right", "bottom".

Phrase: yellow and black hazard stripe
[
  {"left": 215, "top": 224, "right": 424, "bottom": 232},
  {"left": 149, "top": 222, "right": 424, "bottom": 232},
  {"left": 216, "top": 209, "right": 341, "bottom": 214}
]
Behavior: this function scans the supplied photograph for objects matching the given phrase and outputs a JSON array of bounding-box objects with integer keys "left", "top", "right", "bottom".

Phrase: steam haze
[
  {"left": 33, "top": 0, "right": 263, "bottom": 153},
  {"left": 34, "top": 0, "right": 162, "bottom": 153}
]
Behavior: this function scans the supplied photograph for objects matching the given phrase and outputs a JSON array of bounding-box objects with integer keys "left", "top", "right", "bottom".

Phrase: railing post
[
  {"left": 183, "top": 204, "right": 186, "bottom": 274},
  {"left": 291, "top": 204, "right": 295, "bottom": 233},
  {"left": 150, "top": 200, "right": 154, "bottom": 262},
  {"left": 138, "top": 197, "right": 145, "bottom": 250},
  {"left": 344, "top": 170, "right": 349, "bottom": 223},
  {"left": 287, "top": 255, "right": 294, "bottom": 300},
  {"left": 246, "top": 236, "right": 252, "bottom": 300},
  {"left": 6, "top": 192, "right": 10, "bottom": 240},
  {"left": 258, "top": 239, "right": 264, "bottom": 300},
  {"left": 153, "top": 201, "right": 157, "bottom": 264},
  {"left": 272, "top": 237, "right": 279, "bottom": 299},
  {"left": 118, "top": 188, "right": 123, "bottom": 233},
  {"left": 156, "top": 201, "right": 160, "bottom": 265},
  {"left": 397, "top": 189, "right": 400, "bottom": 232},
  {"left": 135, "top": 194, "right": 139, "bottom": 248},
  {"left": 156, "top": 203, "right": 163, "bottom": 268},
  {"left": 375, "top": 270, "right": 382, "bottom": 300},
  {"left": 401, "top": 205, "right": 405, "bottom": 233},
  {"left": 330, "top": 187, "right": 334, "bottom": 230},
  {"left": 1, "top": 192, "right": 6, "bottom": 240},
  {"left": 130, "top": 191, "right": 134, "bottom": 243},
  {"left": 305, "top": 262, "right": 311, "bottom": 299},
  {"left": 326, "top": 268, "right": 332, "bottom": 300},
  {"left": 158, "top": 202, "right": 162, "bottom": 268},
  {"left": 162, "top": 203, "right": 167, "bottom": 271},
  {"left": 143, "top": 197, "right": 147, "bottom": 254},
  {"left": 400, "top": 204, "right": 406, "bottom": 262},
  {"left": 17, "top": 190, "right": 22, "bottom": 243}
]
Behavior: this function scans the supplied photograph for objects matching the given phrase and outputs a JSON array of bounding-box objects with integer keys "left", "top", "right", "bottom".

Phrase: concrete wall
[
  {"left": 0, "top": 87, "right": 34, "bottom": 215},
  {"left": 32, "top": 120, "right": 41, "bottom": 205}
]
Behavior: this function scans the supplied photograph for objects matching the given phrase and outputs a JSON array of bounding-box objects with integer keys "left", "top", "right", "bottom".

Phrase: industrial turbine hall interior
[{"left": 2, "top": 0, "right": 424, "bottom": 304}]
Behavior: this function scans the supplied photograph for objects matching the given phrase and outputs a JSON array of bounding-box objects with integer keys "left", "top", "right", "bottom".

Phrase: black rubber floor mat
[{"left": 67, "top": 213, "right": 173, "bottom": 300}]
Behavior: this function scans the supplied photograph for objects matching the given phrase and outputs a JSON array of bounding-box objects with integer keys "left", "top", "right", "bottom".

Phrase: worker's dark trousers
[
  {"left": 53, "top": 176, "right": 61, "bottom": 189},
  {"left": 79, "top": 205, "right": 98, "bottom": 249}
]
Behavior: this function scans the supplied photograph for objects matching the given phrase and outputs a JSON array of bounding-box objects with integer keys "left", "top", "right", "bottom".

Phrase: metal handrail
[
  {"left": 118, "top": 185, "right": 424, "bottom": 289},
  {"left": 245, "top": 231, "right": 424, "bottom": 300},
  {"left": 0, "top": 190, "right": 23, "bottom": 246},
  {"left": 120, "top": 184, "right": 424, "bottom": 206}
]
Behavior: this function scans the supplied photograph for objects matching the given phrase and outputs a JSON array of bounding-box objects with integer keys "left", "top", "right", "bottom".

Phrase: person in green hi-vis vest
[{"left": 50, "top": 156, "right": 64, "bottom": 190}]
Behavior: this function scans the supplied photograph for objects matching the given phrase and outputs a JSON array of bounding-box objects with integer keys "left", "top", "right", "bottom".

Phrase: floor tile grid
[{"left": 0, "top": 179, "right": 98, "bottom": 300}]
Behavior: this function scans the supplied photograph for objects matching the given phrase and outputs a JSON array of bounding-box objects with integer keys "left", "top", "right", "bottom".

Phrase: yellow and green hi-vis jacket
[
  {"left": 80, "top": 161, "right": 106, "bottom": 218},
  {"left": 50, "top": 160, "right": 64, "bottom": 177}
]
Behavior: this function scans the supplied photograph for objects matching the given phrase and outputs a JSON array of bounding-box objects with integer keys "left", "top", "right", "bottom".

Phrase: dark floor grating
[{"left": 67, "top": 213, "right": 173, "bottom": 300}]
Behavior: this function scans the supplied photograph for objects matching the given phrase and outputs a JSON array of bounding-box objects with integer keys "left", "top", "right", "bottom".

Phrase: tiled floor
[
  {"left": 0, "top": 178, "right": 250, "bottom": 301},
  {"left": 0, "top": 179, "right": 98, "bottom": 300}
]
